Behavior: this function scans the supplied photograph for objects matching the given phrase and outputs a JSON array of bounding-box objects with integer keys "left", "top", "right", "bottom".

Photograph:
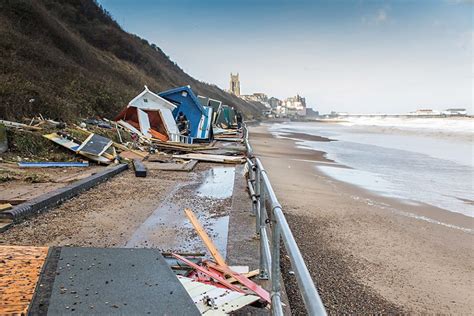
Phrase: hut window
[
  {"left": 182, "top": 91, "right": 188, "bottom": 97},
  {"left": 143, "top": 98, "right": 148, "bottom": 103}
]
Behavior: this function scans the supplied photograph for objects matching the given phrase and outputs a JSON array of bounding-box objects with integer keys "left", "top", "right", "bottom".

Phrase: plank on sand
[
  {"left": 173, "top": 153, "right": 245, "bottom": 164},
  {"left": 144, "top": 160, "right": 197, "bottom": 172}
]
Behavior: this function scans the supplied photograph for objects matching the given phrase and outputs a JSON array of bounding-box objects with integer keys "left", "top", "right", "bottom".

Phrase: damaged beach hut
[
  {"left": 159, "top": 86, "right": 213, "bottom": 141},
  {"left": 215, "top": 104, "right": 237, "bottom": 129},
  {"left": 115, "top": 86, "right": 187, "bottom": 143},
  {"left": 198, "top": 96, "right": 222, "bottom": 125}
]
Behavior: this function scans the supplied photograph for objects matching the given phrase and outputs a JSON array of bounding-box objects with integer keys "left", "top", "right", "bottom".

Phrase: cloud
[
  {"left": 374, "top": 8, "right": 388, "bottom": 24},
  {"left": 362, "top": 7, "right": 389, "bottom": 25}
]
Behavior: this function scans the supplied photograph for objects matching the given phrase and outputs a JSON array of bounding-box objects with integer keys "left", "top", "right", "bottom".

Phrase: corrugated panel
[{"left": 178, "top": 276, "right": 259, "bottom": 315}]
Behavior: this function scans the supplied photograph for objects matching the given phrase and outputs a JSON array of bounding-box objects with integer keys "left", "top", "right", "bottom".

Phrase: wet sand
[{"left": 250, "top": 124, "right": 474, "bottom": 314}]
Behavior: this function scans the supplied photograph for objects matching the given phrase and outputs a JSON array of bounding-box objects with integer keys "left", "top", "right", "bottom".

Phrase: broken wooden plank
[
  {"left": 18, "top": 161, "right": 89, "bottom": 168},
  {"left": 54, "top": 171, "right": 97, "bottom": 183},
  {"left": 119, "top": 150, "right": 146, "bottom": 161},
  {"left": 133, "top": 159, "right": 147, "bottom": 177},
  {"left": 173, "top": 153, "right": 245, "bottom": 164},
  {"left": 171, "top": 254, "right": 243, "bottom": 293},
  {"left": 226, "top": 269, "right": 260, "bottom": 284},
  {"left": 184, "top": 208, "right": 226, "bottom": 267},
  {"left": 0, "top": 199, "right": 27, "bottom": 206},
  {"left": 0, "top": 120, "right": 42, "bottom": 131},
  {"left": 0, "top": 203, "right": 13, "bottom": 212},
  {"left": 205, "top": 261, "right": 271, "bottom": 304},
  {"left": 145, "top": 160, "right": 197, "bottom": 172}
]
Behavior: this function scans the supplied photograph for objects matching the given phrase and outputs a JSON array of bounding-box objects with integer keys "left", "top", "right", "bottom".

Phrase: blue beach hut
[{"left": 159, "top": 86, "right": 213, "bottom": 140}]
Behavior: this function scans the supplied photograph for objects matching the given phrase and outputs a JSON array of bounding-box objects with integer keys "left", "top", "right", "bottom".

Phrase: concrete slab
[{"left": 44, "top": 247, "right": 199, "bottom": 315}]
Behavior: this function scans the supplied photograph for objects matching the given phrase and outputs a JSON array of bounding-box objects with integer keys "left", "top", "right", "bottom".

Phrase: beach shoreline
[{"left": 249, "top": 123, "right": 473, "bottom": 314}]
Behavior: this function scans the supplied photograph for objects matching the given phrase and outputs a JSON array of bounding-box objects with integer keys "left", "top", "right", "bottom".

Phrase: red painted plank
[
  {"left": 171, "top": 254, "right": 243, "bottom": 293},
  {"left": 205, "top": 261, "right": 270, "bottom": 303}
]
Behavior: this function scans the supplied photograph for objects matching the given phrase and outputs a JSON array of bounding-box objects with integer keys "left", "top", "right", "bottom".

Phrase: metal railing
[
  {"left": 169, "top": 133, "right": 194, "bottom": 144},
  {"left": 243, "top": 125, "right": 326, "bottom": 316}
]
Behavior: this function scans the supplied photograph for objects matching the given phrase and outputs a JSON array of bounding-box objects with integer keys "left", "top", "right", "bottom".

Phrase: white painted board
[
  {"left": 137, "top": 109, "right": 152, "bottom": 138},
  {"left": 160, "top": 109, "right": 179, "bottom": 135}
]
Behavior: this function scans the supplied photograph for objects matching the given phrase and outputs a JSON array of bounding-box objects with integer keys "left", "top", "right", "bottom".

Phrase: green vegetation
[{"left": 0, "top": 0, "right": 264, "bottom": 122}]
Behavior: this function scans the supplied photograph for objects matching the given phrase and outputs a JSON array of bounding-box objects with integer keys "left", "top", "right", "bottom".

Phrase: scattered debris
[
  {"left": 172, "top": 253, "right": 243, "bottom": 293},
  {"left": 178, "top": 276, "right": 260, "bottom": 314},
  {"left": 43, "top": 132, "right": 116, "bottom": 164}
]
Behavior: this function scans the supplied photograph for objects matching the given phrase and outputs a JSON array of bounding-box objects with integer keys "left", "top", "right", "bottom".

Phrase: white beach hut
[{"left": 115, "top": 86, "right": 182, "bottom": 142}]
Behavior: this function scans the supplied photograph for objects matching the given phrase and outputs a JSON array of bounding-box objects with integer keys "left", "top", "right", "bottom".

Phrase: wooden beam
[
  {"left": 184, "top": 208, "right": 227, "bottom": 267},
  {"left": 0, "top": 203, "right": 12, "bottom": 212},
  {"left": 133, "top": 159, "right": 147, "bottom": 177},
  {"left": 0, "top": 199, "right": 27, "bottom": 206},
  {"left": 171, "top": 253, "right": 242, "bottom": 293},
  {"left": 226, "top": 269, "right": 260, "bottom": 283},
  {"left": 205, "top": 261, "right": 271, "bottom": 303}
]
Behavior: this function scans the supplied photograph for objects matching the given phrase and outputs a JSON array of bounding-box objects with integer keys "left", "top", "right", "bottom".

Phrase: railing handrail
[{"left": 242, "top": 124, "right": 327, "bottom": 316}]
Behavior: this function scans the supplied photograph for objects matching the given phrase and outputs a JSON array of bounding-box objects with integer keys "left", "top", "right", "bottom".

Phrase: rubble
[{"left": 0, "top": 85, "right": 267, "bottom": 314}]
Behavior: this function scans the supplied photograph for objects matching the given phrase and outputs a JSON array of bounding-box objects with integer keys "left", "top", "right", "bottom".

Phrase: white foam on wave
[{"left": 340, "top": 117, "right": 474, "bottom": 137}]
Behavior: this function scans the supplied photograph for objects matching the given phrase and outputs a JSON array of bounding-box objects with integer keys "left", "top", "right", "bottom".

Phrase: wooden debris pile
[{"left": 169, "top": 209, "right": 271, "bottom": 313}]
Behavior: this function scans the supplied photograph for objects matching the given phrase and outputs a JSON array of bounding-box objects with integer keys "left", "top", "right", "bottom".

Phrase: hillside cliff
[{"left": 0, "top": 0, "right": 264, "bottom": 121}]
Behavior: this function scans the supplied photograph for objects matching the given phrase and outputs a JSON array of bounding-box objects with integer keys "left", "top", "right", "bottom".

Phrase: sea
[{"left": 270, "top": 117, "right": 474, "bottom": 218}]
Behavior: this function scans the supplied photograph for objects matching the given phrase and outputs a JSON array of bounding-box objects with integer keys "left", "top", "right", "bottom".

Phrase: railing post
[
  {"left": 271, "top": 208, "right": 283, "bottom": 315},
  {"left": 258, "top": 178, "right": 269, "bottom": 280},
  {"left": 255, "top": 167, "right": 261, "bottom": 236}
]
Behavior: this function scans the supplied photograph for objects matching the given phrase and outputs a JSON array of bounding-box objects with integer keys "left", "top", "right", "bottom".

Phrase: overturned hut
[
  {"left": 159, "top": 86, "right": 213, "bottom": 140},
  {"left": 115, "top": 87, "right": 184, "bottom": 142}
]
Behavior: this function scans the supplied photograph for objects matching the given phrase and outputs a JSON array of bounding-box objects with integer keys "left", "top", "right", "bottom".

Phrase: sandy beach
[{"left": 250, "top": 124, "right": 473, "bottom": 314}]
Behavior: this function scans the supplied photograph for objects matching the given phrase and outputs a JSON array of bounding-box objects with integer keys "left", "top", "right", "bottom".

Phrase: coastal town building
[
  {"left": 229, "top": 73, "right": 241, "bottom": 96},
  {"left": 268, "top": 97, "right": 281, "bottom": 109},
  {"left": 229, "top": 73, "right": 312, "bottom": 117},
  {"left": 282, "top": 95, "right": 307, "bottom": 116}
]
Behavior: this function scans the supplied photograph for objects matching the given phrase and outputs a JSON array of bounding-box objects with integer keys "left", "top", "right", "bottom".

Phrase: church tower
[{"left": 229, "top": 73, "right": 241, "bottom": 96}]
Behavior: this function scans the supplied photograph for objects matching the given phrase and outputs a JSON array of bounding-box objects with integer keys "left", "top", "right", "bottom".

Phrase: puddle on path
[
  {"left": 196, "top": 166, "right": 235, "bottom": 199},
  {"left": 126, "top": 166, "right": 235, "bottom": 259}
]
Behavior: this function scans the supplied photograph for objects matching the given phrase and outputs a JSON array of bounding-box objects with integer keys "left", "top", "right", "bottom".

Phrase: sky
[{"left": 98, "top": 0, "right": 473, "bottom": 114}]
